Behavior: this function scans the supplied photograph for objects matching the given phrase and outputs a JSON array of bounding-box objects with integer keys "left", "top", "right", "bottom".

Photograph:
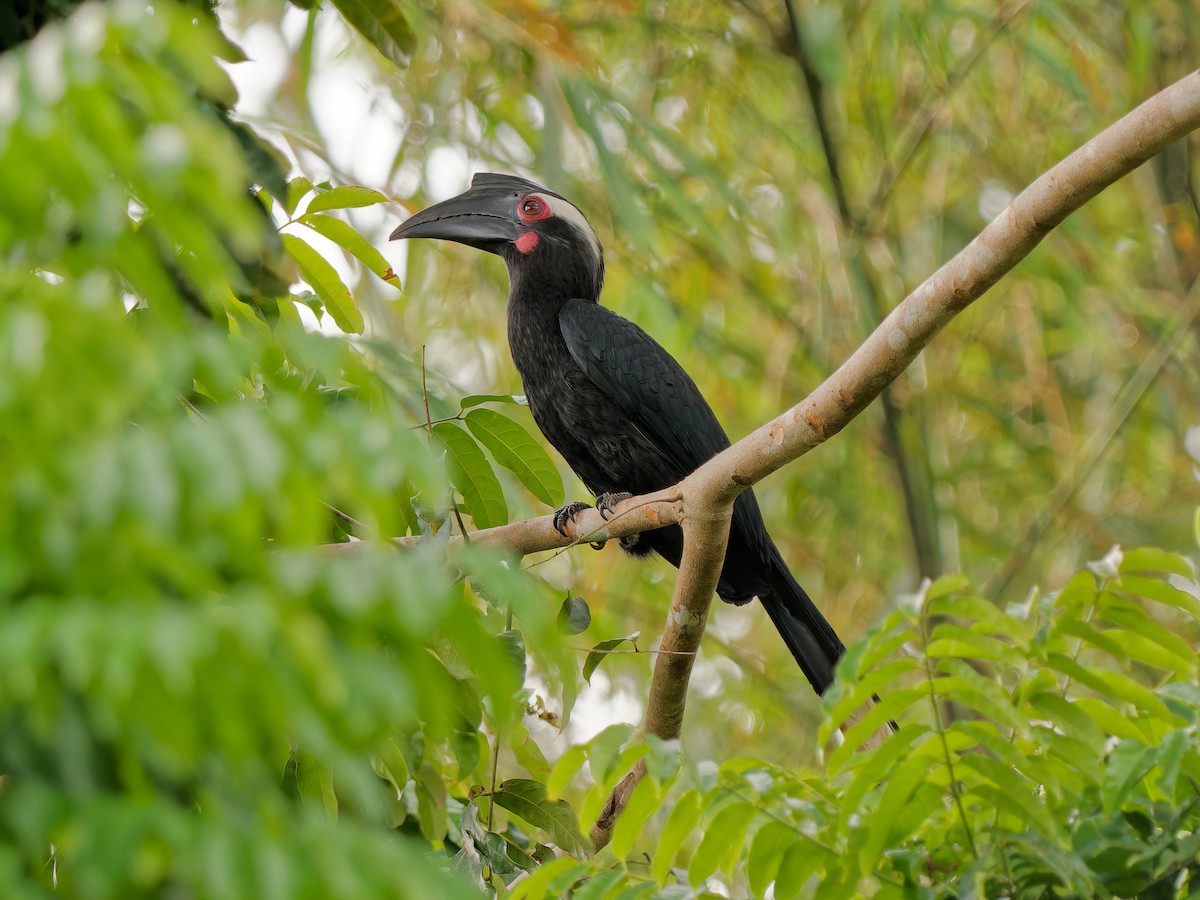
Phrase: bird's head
[{"left": 390, "top": 173, "right": 604, "bottom": 302}]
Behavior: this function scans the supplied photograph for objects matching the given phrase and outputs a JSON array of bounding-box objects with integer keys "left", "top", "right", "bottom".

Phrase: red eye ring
[{"left": 518, "top": 195, "right": 552, "bottom": 221}]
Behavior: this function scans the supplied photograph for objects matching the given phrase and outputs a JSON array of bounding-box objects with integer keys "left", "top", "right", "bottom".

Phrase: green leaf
[
  {"left": 1102, "top": 740, "right": 1158, "bottom": 815},
  {"left": 653, "top": 789, "right": 702, "bottom": 885},
  {"left": 372, "top": 738, "right": 411, "bottom": 797},
  {"left": 285, "top": 176, "right": 313, "bottom": 215},
  {"left": 827, "top": 689, "right": 927, "bottom": 775},
  {"left": 1100, "top": 627, "right": 1197, "bottom": 679},
  {"left": 499, "top": 629, "right": 526, "bottom": 682},
  {"left": 460, "top": 394, "right": 526, "bottom": 409},
  {"left": 1155, "top": 729, "right": 1187, "bottom": 798},
  {"left": 431, "top": 421, "right": 508, "bottom": 529},
  {"left": 502, "top": 836, "right": 539, "bottom": 873},
  {"left": 609, "top": 774, "right": 668, "bottom": 860},
  {"left": 460, "top": 799, "right": 514, "bottom": 875},
  {"left": 305, "top": 185, "right": 390, "bottom": 214},
  {"left": 297, "top": 213, "right": 398, "bottom": 285},
  {"left": 857, "top": 753, "right": 927, "bottom": 873},
  {"left": 838, "top": 723, "right": 931, "bottom": 830},
  {"left": 826, "top": 656, "right": 919, "bottom": 734},
  {"left": 688, "top": 801, "right": 755, "bottom": 885},
  {"left": 557, "top": 595, "right": 591, "bottom": 635},
  {"left": 416, "top": 762, "right": 449, "bottom": 842},
  {"left": 926, "top": 593, "right": 1024, "bottom": 633},
  {"left": 747, "top": 821, "right": 798, "bottom": 897},
  {"left": 281, "top": 233, "right": 365, "bottom": 334},
  {"left": 490, "top": 778, "right": 591, "bottom": 857},
  {"left": 1046, "top": 654, "right": 1175, "bottom": 722},
  {"left": 465, "top": 408, "right": 564, "bottom": 507},
  {"left": 1028, "top": 692, "right": 1105, "bottom": 750},
  {"left": 568, "top": 870, "right": 623, "bottom": 900},
  {"left": 926, "top": 622, "right": 1025, "bottom": 667},
  {"left": 925, "top": 573, "right": 971, "bottom": 600},
  {"left": 1112, "top": 574, "right": 1200, "bottom": 620},
  {"left": 547, "top": 744, "right": 587, "bottom": 801},
  {"left": 965, "top": 754, "right": 1058, "bottom": 837},
  {"left": 329, "top": 0, "right": 416, "bottom": 68},
  {"left": 582, "top": 632, "right": 640, "bottom": 685},
  {"left": 775, "top": 840, "right": 828, "bottom": 899},
  {"left": 506, "top": 857, "right": 585, "bottom": 900},
  {"left": 1119, "top": 547, "right": 1195, "bottom": 579}
]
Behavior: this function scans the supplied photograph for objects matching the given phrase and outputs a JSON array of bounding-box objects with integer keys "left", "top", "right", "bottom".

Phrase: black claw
[
  {"left": 595, "top": 491, "right": 633, "bottom": 520},
  {"left": 553, "top": 500, "right": 592, "bottom": 537}
]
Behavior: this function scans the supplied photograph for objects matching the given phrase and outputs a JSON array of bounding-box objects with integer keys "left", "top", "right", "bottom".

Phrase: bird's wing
[{"left": 558, "top": 299, "right": 732, "bottom": 478}]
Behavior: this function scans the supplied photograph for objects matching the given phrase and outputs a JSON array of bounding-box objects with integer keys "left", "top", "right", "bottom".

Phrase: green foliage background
[{"left": 0, "top": 0, "right": 1198, "bottom": 897}]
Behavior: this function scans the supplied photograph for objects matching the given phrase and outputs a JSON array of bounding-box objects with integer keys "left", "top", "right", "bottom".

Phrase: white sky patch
[
  {"left": 425, "top": 146, "right": 473, "bottom": 201},
  {"left": 223, "top": 21, "right": 288, "bottom": 117},
  {"left": 566, "top": 669, "right": 645, "bottom": 744}
]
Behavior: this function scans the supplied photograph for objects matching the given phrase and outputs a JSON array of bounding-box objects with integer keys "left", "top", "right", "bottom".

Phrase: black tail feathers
[{"left": 760, "top": 548, "right": 845, "bottom": 696}]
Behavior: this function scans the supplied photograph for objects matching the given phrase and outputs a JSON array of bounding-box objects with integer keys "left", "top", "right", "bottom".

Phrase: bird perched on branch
[{"left": 392, "top": 173, "right": 845, "bottom": 695}]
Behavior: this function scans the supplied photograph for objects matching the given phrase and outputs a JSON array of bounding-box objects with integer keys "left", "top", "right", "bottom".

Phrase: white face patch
[{"left": 529, "top": 192, "right": 602, "bottom": 266}]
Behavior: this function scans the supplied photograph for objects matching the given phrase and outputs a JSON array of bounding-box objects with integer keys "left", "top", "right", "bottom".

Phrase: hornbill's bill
[{"left": 392, "top": 173, "right": 845, "bottom": 695}]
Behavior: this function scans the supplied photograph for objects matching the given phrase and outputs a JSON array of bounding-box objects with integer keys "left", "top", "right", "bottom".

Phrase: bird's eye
[{"left": 518, "top": 195, "right": 551, "bottom": 221}]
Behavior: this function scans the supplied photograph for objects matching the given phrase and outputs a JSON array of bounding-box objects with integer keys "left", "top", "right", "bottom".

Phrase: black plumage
[{"left": 392, "top": 173, "right": 845, "bottom": 695}]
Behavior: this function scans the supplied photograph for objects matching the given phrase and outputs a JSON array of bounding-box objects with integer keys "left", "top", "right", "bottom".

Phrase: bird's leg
[
  {"left": 553, "top": 500, "right": 592, "bottom": 537},
  {"left": 594, "top": 491, "right": 647, "bottom": 554},
  {"left": 554, "top": 493, "right": 634, "bottom": 550},
  {"left": 595, "top": 491, "right": 633, "bottom": 520}
]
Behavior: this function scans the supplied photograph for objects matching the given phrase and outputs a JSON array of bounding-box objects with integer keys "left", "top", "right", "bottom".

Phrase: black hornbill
[{"left": 392, "top": 173, "right": 845, "bottom": 695}]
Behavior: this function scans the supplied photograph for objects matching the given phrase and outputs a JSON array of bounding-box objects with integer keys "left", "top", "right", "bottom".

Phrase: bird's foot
[
  {"left": 552, "top": 500, "right": 592, "bottom": 538},
  {"left": 595, "top": 491, "right": 633, "bottom": 520}
]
